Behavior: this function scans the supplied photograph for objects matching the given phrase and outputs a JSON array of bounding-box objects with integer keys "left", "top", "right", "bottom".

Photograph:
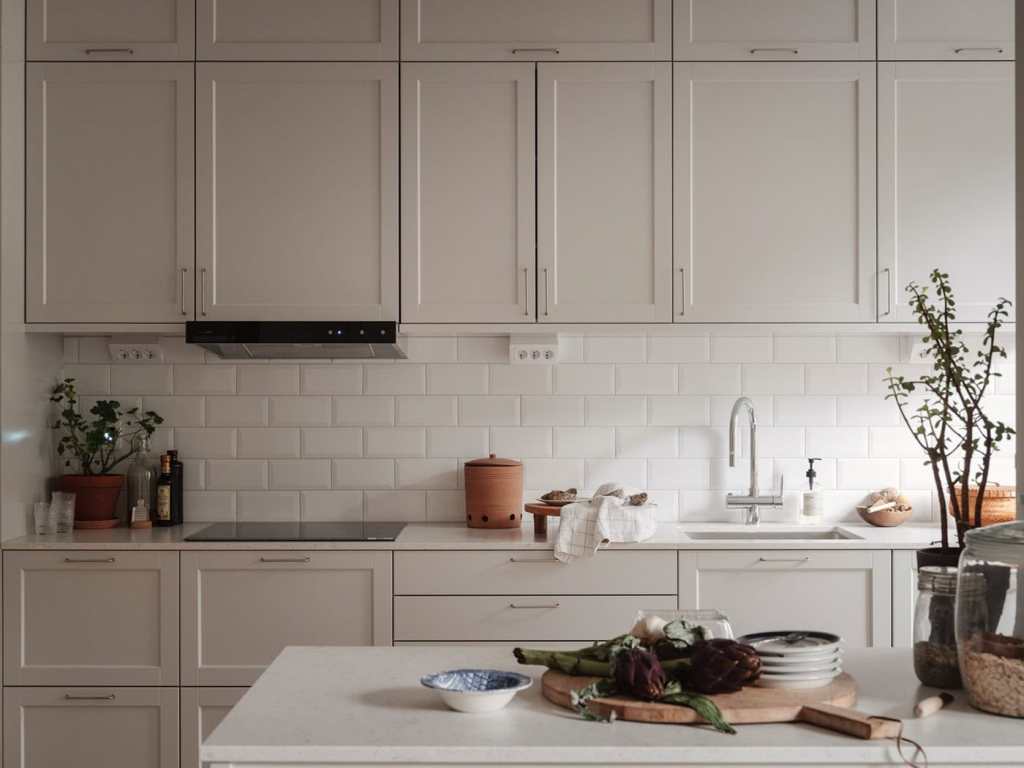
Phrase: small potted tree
[
  {"left": 885, "top": 270, "right": 1014, "bottom": 568},
  {"left": 51, "top": 378, "right": 164, "bottom": 528}
]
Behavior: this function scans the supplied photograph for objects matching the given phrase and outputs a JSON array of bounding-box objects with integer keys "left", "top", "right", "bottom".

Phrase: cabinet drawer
[
  {"left": 181, "top": 687, "right": 247, "bottom": 768},
  {"left": 395, "top": 550, "right": 676, "bottom": 595},
  {"left": 395, "top": 595, "right": 676, "bottom": 641},
  {"left": 3, "top": 551, "right": 179, "bottom": 686},
  {"left": 878, "top": 0, "right": 1013, "bottom": 60},
  {"left": 182, "top": 551, "right": 392, "bottom": 685}
]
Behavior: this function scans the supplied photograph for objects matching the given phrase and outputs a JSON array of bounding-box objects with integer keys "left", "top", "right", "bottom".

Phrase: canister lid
[
  {"left": 964, "top": 521, "right": 1024, "bottom": 564},
  {"left": 465, "top": 454, "right": 522, "bottom": 467}
]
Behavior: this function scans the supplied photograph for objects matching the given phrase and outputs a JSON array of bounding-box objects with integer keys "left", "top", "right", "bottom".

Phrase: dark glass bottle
[
  {"left": 167, "top": 449, "right": 184, "bottom": 526},
  {"left": 154, "top": 454, "right": 173, "bottom": 527}
]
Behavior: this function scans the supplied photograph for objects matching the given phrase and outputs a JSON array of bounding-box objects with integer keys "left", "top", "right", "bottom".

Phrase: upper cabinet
[
  {"left": 27, "top": 0, "right": 195, "bottom": 60},
  {"left": 401, "top": 0, "right": 672, "bottom": 60},
  {"left": 26, "top": 63, "right": 195, "bottom": 324},
  {"left": 197, "top": 0, "right": 399, "bottom": 60},
  {"left": 196, "top": 63, "right": 398, "bottom": 321},
  {"left": 878, "top": 0, "right": 1014, "bottom": 60},
  {"left": 674, "top": 63, "right": 876, "bottom": 323},
  {"left": 674, "top": 0, "right": 875, "bottom": 60},
  {"left": 878, "top": 62, "right": 1014, "bottom": 323}
]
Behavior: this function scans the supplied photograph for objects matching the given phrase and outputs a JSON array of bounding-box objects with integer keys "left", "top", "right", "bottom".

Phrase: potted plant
[
  {"left": 50, "top": 378, "right": 164, "bottom": 528},
  {"left": 884, "top": 269, "right": 1014, "bottom": 568}
]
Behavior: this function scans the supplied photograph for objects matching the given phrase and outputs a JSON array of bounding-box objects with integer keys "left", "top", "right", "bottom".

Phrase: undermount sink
[{"left": 686, "top": 528, "right": 863, "bottom": 541}]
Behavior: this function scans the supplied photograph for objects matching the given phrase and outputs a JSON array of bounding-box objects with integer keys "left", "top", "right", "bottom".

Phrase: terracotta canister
[
  {"left": 958, "top": 485, "right": 1017, "bottom": 526},
  {"left": 464, "top": 454, "right": 523, "bottom": 529}
]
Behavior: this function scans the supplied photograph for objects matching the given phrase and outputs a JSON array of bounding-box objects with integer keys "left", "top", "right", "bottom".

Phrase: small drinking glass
[
  {"left": 33, "top": 501, "right": 55, "bottom": 535},
  {"left": 51, "top": 492, "right": 76, "bottom": 533}
]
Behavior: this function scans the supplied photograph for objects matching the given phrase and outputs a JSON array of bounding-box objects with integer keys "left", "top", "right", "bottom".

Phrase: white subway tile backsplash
[
  {"left": 554, "top": 427, "right": 614, "bottom": 458},
  {"left": 400, "top": 337, "right": 459, "bottom": 362},
  {"left": 522, "top": 396, "right": 585, "bottom": 426},
  {"left": 708, "top": 457, "right": 773, "bottom": 490},
  {"left": 63, "top": 365, "right": 110, "bottom": 394},
  {"left": 742, "top": 364, "right": 804, "bottom": 395},
  {"left": 238, "top": 491, "right": 301, "bottom": 522},
  {"left": 558, "top": 336, "right": 584, "bottom": 363},
  {"left": 365, "top": 490, "right": 426, "bottom": 522},
  {"left": 365, "top": 364, "right": 426, "bottom": 395},
  {"left": 754, "top": 427, "right": 805, "bottom": 458},
  {"left": 62, "top": 337, "right": 79, "bottom": 363},
  {"left": 615, "top": 365, "right": 677, "bottom": 395},
  {"left": 837, "top": 396, "right": 900, "bottom": 427},
  {"left": 427, "top": 427, "right": 489, "bottom": 458},
  {"left": 183, "top": 491, "right": 236, "bottom": 522},
  {"left": 586, "top": 396, "right": 646, "bottom": 426},
  {"left": 806, "top": 365, "right": 869, "bottom": 395},
  {"left": 616, "top": 427, "right": 678, "bottom": 458},
  {"left": 269, "top": 459, "right": 331, "bottom": 490},
  {"left": 143, "top": 396, "right": 204, "bottom": 427},
  {"left": 490, "top": 427, "right": 552, "bottom": 458},
  {"left": 207, "top": 396, "right": 268, "bottom": 427},
  {"left": 158, "top": 336, "right": 207, "bottom": 364},
  {"left": 773, "top": 337, "right": 836, "bottom": 363},
  {"left": 459, "top": 396, "right": 519, "bottom": 426},
  {"left": 648, "top": 396, "right": 709, "bottom": 426},
  {"left": 489, "top": 365, "right": 552, "bottom": 395},
  {"left": 238, "top": 428, "right": 301, "bottom": 459},
  {"left": 806, "top": 427, "right": 869, "bottom": 458},
  {"left": 869, "top": 427, "right": 925, "bottom": 458},
  {"left": 181, "top": 458, "right": 205, "bottom": 490},
  {"left": 110, "top": 365, "right": 172, "bottom": 395},
  {"left": 427, "top": 364, "right": 489, "bottom": 395},
  {"left": 838, "top": 459, "right": 900, "bottom": 490},
  {"left": 78, "top": 337, "right": 112, "bottom": 363},
  {"left": 207, "top": 460, "right": 268, "bottom": 490},
  {"left": 173, "top": 428, "right": 236, "bottom": 458},
  {"left": 269, "top": 396, "right": 332, "bottom": 427},
  {"left": 397, "top": 459, "right": 459, "bottom": 490},
  {"left": 648, "top": 459, "right": 710, "bottom": 490},
  {"left": 680, "top": 427, "right": 729, "bottom": 458},
  {"left": 709, "top": 395, "right": 773, "bottom": 427},
  {"left": 899, "top": 458, "right": 934, "bottom": 490},
  {"left": 365, "top": 428, "right": 426, "bottom": 458},
  {"left": 647, "top": 336, "right": 709, "bottom": 363},
  {"left": 395, "top": 396, "right": 458, "bottom": 426},
  {"left": 555, "top": 364, "right": 615, "bottom": 395},
  {"left": 333, "top": 459, "right": 394, "bottom": 489},
  {"left": 458, "top": 337, "right": 508, "bottom": 363},
  {"left": 174, "top": 365, "right": 236, "bottom": 395},
  {"left": 711, "top": 337, "right": 772, "bottom": 363},
  {"left": 584, "top": 336, "right": 646, "bottom": 363},
  {"left": 775, "top": 457, "right": 836, "bottom": 490},
  {"left": 334, "top": 396, "right": 394, "bottom": 426},
  {"left": 426, "top": 490, "right": 466, "bottom": 523},
  {"left": 585, "top": 458, "right": 646, "bottom": 490},
  {"left": 774, "top": 396, "right": 836, "bottom": 426},
  {"left": 837, "top": 336, "right": 900, "bottom": 363},
  {"left": 301, "top": 428, "right": 362, "bottom": 458},
  {"left": 237, "top": 365, "right": 300, "bottom": 395},
  {"left": 300, "top": 366, "right": 362, "bottom": 395},
  {"left": 301, "top": 490, "right": 364, "bottom": 522},
  {"left": 523, "top": 458, "right": 584, "bottom": 491},
  {"left": 679, "top": 364, "right": 741, "bottom": 395}
]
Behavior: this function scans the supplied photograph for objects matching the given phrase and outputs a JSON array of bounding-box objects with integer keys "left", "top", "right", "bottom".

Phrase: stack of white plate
[{"left": 737, "top": 631, "right": 843, "bottom": 689}]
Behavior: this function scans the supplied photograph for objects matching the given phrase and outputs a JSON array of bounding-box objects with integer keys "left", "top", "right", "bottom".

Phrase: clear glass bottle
[
  {"left": 126, "top": 435, "right": 156, "bottom": 520},
  {"left": 913, "top": 566, "right": 963, "bottom": 688}
]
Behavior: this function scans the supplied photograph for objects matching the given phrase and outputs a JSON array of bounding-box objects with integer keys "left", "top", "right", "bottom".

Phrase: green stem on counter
[{"left": 513, "top": 647, "right": 692, "bottom": 678}]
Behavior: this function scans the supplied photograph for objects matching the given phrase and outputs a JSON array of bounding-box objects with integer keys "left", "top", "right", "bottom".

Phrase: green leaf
[{"left": 660, "top": 692, "right": 736, "bottom": 735}]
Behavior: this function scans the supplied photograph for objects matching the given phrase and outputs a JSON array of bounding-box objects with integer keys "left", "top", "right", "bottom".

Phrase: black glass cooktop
[{"left": 184, "top": 522, "right": 406, "bottom": 542}]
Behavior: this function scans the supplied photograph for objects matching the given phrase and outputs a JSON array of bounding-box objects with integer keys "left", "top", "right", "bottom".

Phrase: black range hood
[{"left": 186, "top": 321, "right": 405, "bottom": 360}]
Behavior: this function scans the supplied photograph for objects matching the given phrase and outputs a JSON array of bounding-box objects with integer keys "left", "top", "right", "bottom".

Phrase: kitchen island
[{"left": 202, "top": 646, "right": 1024, "bottom": 767}]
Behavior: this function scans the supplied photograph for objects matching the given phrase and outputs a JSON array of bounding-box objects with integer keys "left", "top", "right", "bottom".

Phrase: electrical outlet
[
  {"left": 108, "top": 336, "right": 165, "bottom": 363},
  {"left": 509, "top": 335, "right": 559, "bottom": 365}
]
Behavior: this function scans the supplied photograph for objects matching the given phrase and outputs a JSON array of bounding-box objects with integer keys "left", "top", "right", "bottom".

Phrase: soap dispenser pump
[{"left": 800, "top": 457, "right": 825, "bottom": 524}]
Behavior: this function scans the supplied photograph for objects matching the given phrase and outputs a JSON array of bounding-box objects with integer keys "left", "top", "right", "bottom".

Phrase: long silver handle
[
  {"left": 678, "top": 267, "right": 685, "bottom": 316},
  {"left": 509, "top": 557, "right": 553, "bottom": 564},
  {"left": 179, "top": 267, "right": 188, "bottom": 316},
  {"left": 65, "top": 693, "right": 116, "bottom": 701},
  {"left": 200, "top": 268, "right": 208, "bottom": 316},
  {"left": 509, "top": 602, "right": 560, "bottom": 609},
  {"left": 522, "top": 267, "right": 529, "bottom": 316},
  {"left": 955, "top": 47, "right": 1004, "bottom": 54},
  {"left": 881, "top": 267, "right": 892, "bottom": 317},
  {"left": 512, "top": 48, "right": 560, "bottom": 54},
  {"left": 258, "top": 556, "right": 311, "bottom": 563},
  {"left": 64, "top": 557, "right": 115, "bottom": 564},
  {"left": 756, "top": 557, "right": 810, "bottom": 564},
  {"left": 750, "top": 48, "right": 799, "bottom": 54},
  {"left": 542, "top": 268, "right": 550, "bottom": 317},
  {"left": 84, "top": 48, "right": 134, "bottom": 55}
]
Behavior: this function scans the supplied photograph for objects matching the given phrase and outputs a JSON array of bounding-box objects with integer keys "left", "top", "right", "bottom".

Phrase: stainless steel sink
[{"left": 685, "top": 528, "right": 862, "bottom": 541}]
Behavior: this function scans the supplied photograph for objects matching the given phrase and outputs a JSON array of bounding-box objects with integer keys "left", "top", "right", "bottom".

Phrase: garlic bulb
[{"left": 631, "top": 614, "right": 668, "bottom": 642}]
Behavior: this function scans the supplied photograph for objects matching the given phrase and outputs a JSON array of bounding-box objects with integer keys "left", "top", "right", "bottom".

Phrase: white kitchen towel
[{"left": 554, "top": 486, "right": 657, "bottom": 563}]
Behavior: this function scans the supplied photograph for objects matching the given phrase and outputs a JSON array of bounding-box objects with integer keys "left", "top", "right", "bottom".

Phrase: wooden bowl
[{"left": 857, "top": 504, "right": 911, "bottom": 527}]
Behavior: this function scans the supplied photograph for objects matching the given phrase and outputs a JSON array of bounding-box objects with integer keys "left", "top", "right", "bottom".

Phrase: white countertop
[{"left": 201, "top": 645, "right": 1024, "bottom": 766}]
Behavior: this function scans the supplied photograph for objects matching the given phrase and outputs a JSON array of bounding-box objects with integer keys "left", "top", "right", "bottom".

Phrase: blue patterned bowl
[{"left": 421, "top": 669, "right": 533, "bottom": 712}]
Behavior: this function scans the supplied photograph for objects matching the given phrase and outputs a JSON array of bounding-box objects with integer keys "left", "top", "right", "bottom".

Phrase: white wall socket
[
  {"left": 509, "top": 334, "right": 559, "bottom": 365},
  {"left": 108, "top": 336, "right": 165, "bottom": 363}
]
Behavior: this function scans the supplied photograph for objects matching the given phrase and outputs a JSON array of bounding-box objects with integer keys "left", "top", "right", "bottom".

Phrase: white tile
[
  {"left": 237, "top": 491, "right": 300, "bottom": 522},
  {"left": 395, "top": 396, "right": 458, "bottom": 426},
  {"left": 399, "top": 337, "right": 458, "bottom": 362},
  {"left": 365, "top": 490, "right": 426, "bottom": 522},
  {"left": 459, "top": 396, "right": 519, "bottom": 426},
  {"left": 558, "top": 336, "right": 584, "bottom": 363},
  {"left": 489, "top": 365, "right": 552, "bottom": 395},
  {"left": 365, "top": 428, "right": 426, "bottom": 458},
  {"left": 680, "top": 427, "right": 729, "bottom": 458},
  {"left": 334, "top": 396, "right": 394, "bottom": 426},
  {"left": 301, "top": 491, "right": 364, "bottom": 522},
  {"left": 774, "top": 396, "right": 836, "bottom": 426},
  {"left": 647, "top": 459, "right": 710, "bottom": 490},
  {"left": 206, "top": 396, "right": 268, "bottom": 427},
  {"left": 837, "top": 459, "right": 900, "bottom": 490},
  {"left": 710, "top": 395, "right": 773, "bottom": 427},
  {"left": 173, "top": 428, "right": 236, "bottom": 458},
  {"left": 427, "top": 427, "right": 489, "bottom": 458},
  {"left": 984, "top": 394, "right": 1016, "bottom": 428},
  {"left": 555, "top": 364, "right": 615, "bottom": 395},
  {"left": 157, "top": 336, "right": 206, "bottom": 363},
  {"left": 458, "top": 337, "right": 508, "bottom": 363},
  {"left": 707, "top": 457, "right": 773, "bottom": 490},
  {"left": 426, "top": 490, "right": 466, "bottom": 523},
  {"left": 427, "top": 364, "right": 489, "bottom": 395},
  {"left": 183, "top": 491, "right": 236, "bottom": 522},
  {"left": 899, "top": 458, "right": 935, "bottom": 490},
  {"left": 806, "top": 427, "right": 869, "bottom": 458},
  {"left": 269, "top": 459, "right": 331, "bottom": 489},
  {"left": 647, "top": 490, "right": 680, "bottom": 522},
  {"left": 586, "top": 396, "right": 646, "bottom": 426},
  {"left": 62, "top": 365, "right": 110, "bottom": 394},
  {"left": 81, "top": 394, "right": 140, "bottom": 416},
  {"left": 615, "top": 365, "right": 677, "bottom": 395},
  {"left": 584, "top": 336, "right": 646, "bottom": 363},
  {"left": 554, "top": 427, "right": 614, "bottom": 458},
  {"left": 711, "top": 337, "right": 772, "bottom": 363},
  {"left": 78, "top": 337, "right": 112, "bottom": 363},
  {"left": 754, "top": 427, "right": 805, "bottom": 458},
  {"left": 806, "top": 365, "right": 869, "bottom": 395},
  {"left": 742, "top": 364, "right": 804, "bottom": 395},
  {"left": 775, "top": 457, "right": 836, "bottom": 490},
  {"left": 869, "top": 427, "right": 924, "bottom": 458},
  {"left": 837, "top": 336, "right": 900, "bottom": 363},
  {"left": 301, "top": 428, "right": 362, "bottom": 458},
  {"left": 867, "top": 364, "right": 931, "bottom": 395},
  {"left": 62, "top": 337, "right": 79, "bottom": 363},
  {"left": 490, "top": 427, "right": 552, "bottom": 458},
  {"left": 142, "top": 396, "right": 204, "bottom": 427},
  {"left": 237, "top": 365, "right": 300, "bottom": 395},
  {"left": 110, "top": 365, "right": 172, "bottom": 395},
  {"left": 269, "top": 396, "right": 332, "bottom": 426},
  {"left": 616, "top": 427, "right": 678, "bottom": 458},
  {"left": 174, "top": 365, "right": 236, "bottom": 395},
  {"left": 584, "top": 459, "right": 646, "bottom": 490},
  {"left": 397, "top": 459, "right": 459, "bottom": 490},
  {"left": 365, "top": 364, "right": 426, "bottom": 395},
  {"left": 523, "top": 459, "right": 584, "bottom": 490},
  {"left": 333, "top": 459, "right": 395, "bottom": 489},
  {"left": 994, "top": 360, "right": 1016, "bottom": 394},
  {"left": 647, "top": 336, "right": 709, "bottom": 363},
  {"left": 237, "top": 428, "right": 301, "bottom": 459},
  {"left": 648, "top": 396, "right": 709, "bottom": 426},
  {"left": 773, "top": 337, "right": 837, "bottom": 363},
  {"left": 679, "top": 364, "right": 741, "bottom": 395},
  {"left": 207, "top": 460, "right": 268, "bottom": 490},
  {"left": 300, "top": 366, "right": 362, "bottom": 395},
  {"left": 837, "top": 396, "right": 900, "bottom": 427},
  {"left": 521, "top": 396, "right": 585, "bottom": 426},
  {"left": 680, "top": 491, "right": 730, "bottom": 522},
  {"left": 181, "top": 458, "right": 205, "bottom": 490}
]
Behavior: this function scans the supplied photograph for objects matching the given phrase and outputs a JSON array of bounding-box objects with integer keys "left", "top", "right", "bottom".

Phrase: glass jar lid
[
  {"left": 918, "top": 565, "right": 958, "bottom": 595},
  {"left": 964, "top": 521, "right": 1024, "bottom": 564}
]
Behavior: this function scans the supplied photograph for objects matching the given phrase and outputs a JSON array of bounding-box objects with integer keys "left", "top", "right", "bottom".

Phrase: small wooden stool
[{"left": 523, "top": 503, "right": 562, "bottom": 538}]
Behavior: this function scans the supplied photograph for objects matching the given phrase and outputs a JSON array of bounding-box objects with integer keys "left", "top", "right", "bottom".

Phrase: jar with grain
[{"left": 914, "top": 566, "right": 964, "bottom": 688}]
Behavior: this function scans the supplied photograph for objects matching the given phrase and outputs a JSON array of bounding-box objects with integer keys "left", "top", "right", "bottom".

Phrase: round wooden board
[
  {"left": 524, "top": 503, "right": 563, "bottom": 536},
  {"left": 542, "top": 669, "right": 857, "bottom": 725}
]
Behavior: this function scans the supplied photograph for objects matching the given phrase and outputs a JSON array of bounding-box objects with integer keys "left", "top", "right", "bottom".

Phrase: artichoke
[
  {"left": 613, "top": 647, "right": 666, "bottom": 700},
  {"left": 686, "top": 639, "right": 761, "bottom": 694}
]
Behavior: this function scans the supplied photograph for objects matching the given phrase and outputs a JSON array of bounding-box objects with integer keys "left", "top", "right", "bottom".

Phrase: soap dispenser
[{"left": 800, "top": 457, "right": 825, "bottom": 524}]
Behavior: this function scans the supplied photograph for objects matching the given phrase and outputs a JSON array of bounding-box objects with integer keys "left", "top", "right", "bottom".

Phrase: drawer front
[
  {"left": 181, "top": 551, "right": 392, "bottom": 685},
  {"left": 395, "top": 595, "right": 676, "bottom": 641},
  {"left": 181, "top": 687, "right": 247, "bottom": 768},
  {"left": 3, "top": 551, "right": 179, "bottom": 685},
  {"left": 395, "top": 550, "right": 676, "bottom": 595}
]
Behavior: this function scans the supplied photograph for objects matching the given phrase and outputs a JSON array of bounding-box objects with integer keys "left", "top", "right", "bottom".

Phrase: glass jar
[
  {"left": 126, "top": 435, "right": 156, "bottom": 517},
  {"left": 914, "top": 566, "right": 962, "bottom": 688},
  {"left": 956, "top": 521, "right": 1024, "bottom": 717}
]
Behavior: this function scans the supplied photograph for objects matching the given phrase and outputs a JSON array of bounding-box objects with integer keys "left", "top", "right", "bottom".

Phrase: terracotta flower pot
[
  {"left": 958, "top": 485, "right": 1017, "bottom": 527},
  {"left": 56, "top": 475, "right": 124, "bottom": 529}
]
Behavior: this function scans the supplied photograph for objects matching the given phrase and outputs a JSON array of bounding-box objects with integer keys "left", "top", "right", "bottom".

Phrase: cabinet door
[
  {"left": 181, "top": 688, "right": 247, "bottom": 768},
  {"left": 879, "top": 0, "right": 1013, "bottom": 60},
  {"left": 892, "top": 550, "right": 916, "bottom": 648},
  {"left": 181, "top": 551, "right": 392, "bottom": 685},
  {"left": 674, "top": 0, "right": 875, "bottom": 61},
  {"left": 679, "top": 550, "right": 892, "bottom": 647},
  {"left": 4, "top": 687, "right": 179, "bottom": 768},
  {"left": 27, "top": 0, "right": 194, "bottom": 60},
  {"left": 674, "top": 63, "right": 876, "bottom": 323},
  {"left": 26, "top": 64, "right": 195, "bottom": 323},
  {"left": 3, "top": 551, "right": 179, "bottom": 686},
  {"left": 401, "top": 0, "right": 671, "bottom": 61},
  {"left": 879, "top": 62, "right": 1014, "bottom": 323},
  {"left": 537, "top": 63, "right": 672, "bottom": 324},
  {"left": 401, "top": 64, "right": 535, "bottom": 323},
  {"left": 198, "top": 0, "right": 398, "bottom": 60},
  {"left": 197, "top": 63, "right": 398, "bottom": 321}
]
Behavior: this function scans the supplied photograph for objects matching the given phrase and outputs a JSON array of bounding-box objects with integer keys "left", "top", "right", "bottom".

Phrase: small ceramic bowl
[
  {"left": 857, "top": 504, "right": 912, "bottom": 527},
  {"left": 421, "top": 669, "right": 533, "bottom": 713}
]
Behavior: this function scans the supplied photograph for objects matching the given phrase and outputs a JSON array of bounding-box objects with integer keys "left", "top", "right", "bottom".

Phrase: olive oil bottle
[{"left": 154, "top": 453, "right": 174, "bottom": 527}]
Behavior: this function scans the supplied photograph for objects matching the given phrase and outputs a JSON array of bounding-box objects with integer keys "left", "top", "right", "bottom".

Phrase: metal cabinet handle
[
  {"left": 509, "top": 602, "right": 560, "bottom": 609},
  {"left": 955, "top": 47, "right": 1004, "bottom": 54},
  {"left": 179, "top": 267, "right": 188, "bottom": 316},
  {"left": 678, "top": 267, "right": 685, "bottom": 317},
  {"left": 65, "top": 693, "right": 116, "bottom": 701},
  {"left": 522, "top": 267, "right": 530, "bottom": 316},
  {"left": 881, "top": 267, "right": 893, "bottom": 317},
  {"left": 542, "top": 268, "right": 550, "bottom": 317},
  {"left": 756, "top": 557, "right": 810, "bottom": 564},
  {"left": 509, "top": 557, "right": 553, "bottom": 564},
  {"left": 512, "top": 48, "right": 560, "bottom": 54},
  {"left": 84, "top": 48, "right": 134, "bottom": 55},
  {"left": 750, "top": 48, "right": 799, "bottom": 54},
  {"left": 64, "top": 557, "right": 115, "bottom": 564},
  {"left": 258, "top": 556, "right": 311, "bottom": 563},
  {"left": 200, "top": 268, "right": 208, "bottom": 316}
]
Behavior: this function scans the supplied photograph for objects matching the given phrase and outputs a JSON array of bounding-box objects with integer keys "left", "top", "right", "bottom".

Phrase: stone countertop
[
  {"left": 1, "top": 521, "right": 942, "bottom": 550},
  {"left": 201, "top": 645, "right": 1022, "bottom": 766}
]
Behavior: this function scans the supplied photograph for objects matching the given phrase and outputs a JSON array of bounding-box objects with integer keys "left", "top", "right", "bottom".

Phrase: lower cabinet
[
  {"left": 892, "top": 550, "right": 918, "bottom": 648},
  {"left": 181, "top": 687, "right": 247, "bottom": 768},
  {"left": 3, "top": 686, "right": 179, "bottom": 768}
]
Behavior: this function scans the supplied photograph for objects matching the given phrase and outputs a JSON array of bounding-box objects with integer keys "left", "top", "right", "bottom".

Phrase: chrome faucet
[{"left": 726, "top": 397, "right": 783, "bottom": 525}]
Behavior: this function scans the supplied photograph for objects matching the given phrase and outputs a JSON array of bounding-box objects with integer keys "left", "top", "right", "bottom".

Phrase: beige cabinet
[
  {"left": 878, "top": 62, "right": 1014, "bottom": 322},
  {"left": 673, "top": 63, "right": 876, "bottom": 323},
  {"left": 400, "top": 0, "right": 671, "bottom": 61},
  {"left": 674, "top": 0, "right": 875, "bottom": 61},
  {"left": 196, "top": 63, "right": 398, "bottom": 322},
  {"left": 4, "top": 686, "right": 179, "bottom": 768},
  {"left": 181, "top": 551, "right": 392, "bottom": 685},
  {"left": 181, "top": 687, "right": 247, "bottom": 768},
  {"left": 3, "top": 551, "right": 179, "bottom": 686},
  {"left": 892, "top": 551, "right": 917, "bottom": 648},
  {"left": 27, "top": 0, "right": 195, "bottom": 60},
  {"left": 538, "top": 63, "right": 672, "bottom": 323},
  {"left": 878, "top": 0, "right": 1014, "bottom": 60},
  {"left": 679, "top": 551, "right": 892, "bottom": 647},
  {"left": 197, "top": 0, "right": 399, "bottom": 60},
  {"left": 401, "top": 64, "right": 535, "bottom": 323},
  {"left": 26, "top": 64, "right": 195, "bottom": 323}
]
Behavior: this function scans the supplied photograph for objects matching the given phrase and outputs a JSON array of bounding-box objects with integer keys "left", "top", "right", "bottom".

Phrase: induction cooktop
[{"left": 184, "top": 522, "right": 406, "bottom": 542}]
